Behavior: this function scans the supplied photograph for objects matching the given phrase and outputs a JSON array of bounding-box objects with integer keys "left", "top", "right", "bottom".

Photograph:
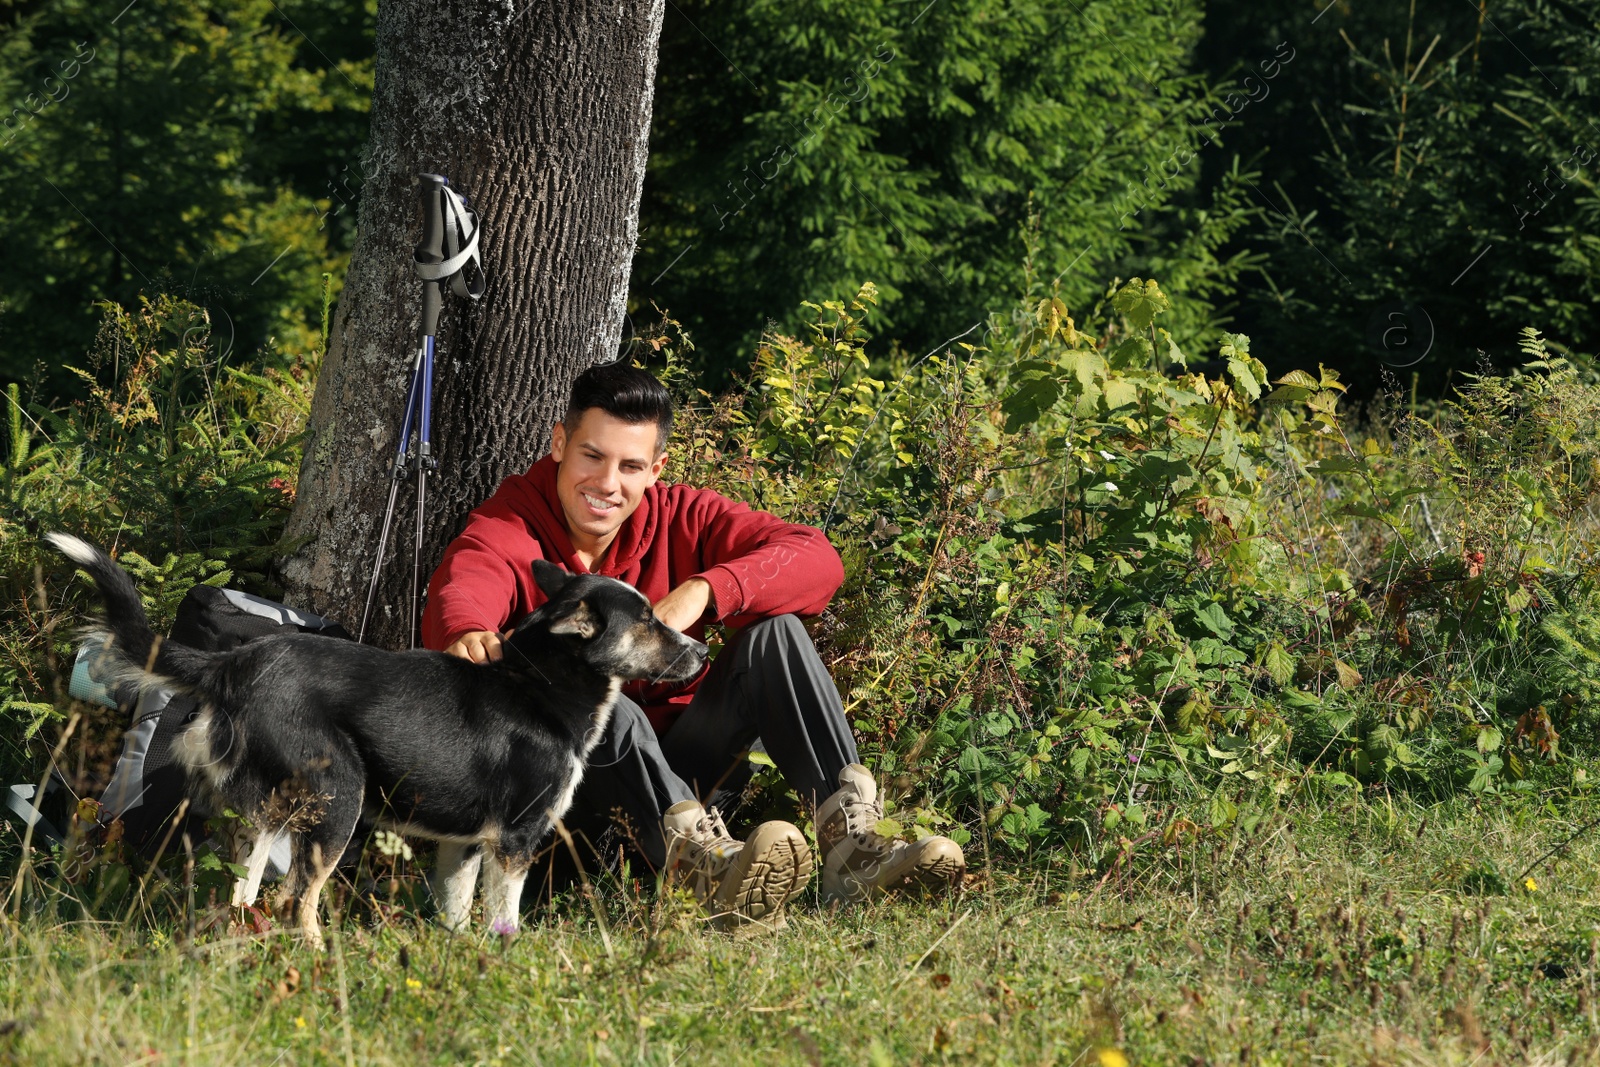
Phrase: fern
[
  {"left": 1537, "top": 607, "right": 1600, "bottom": 714},
  {"left": 113, "top": 551, "right": 233, "bottom": 633}
]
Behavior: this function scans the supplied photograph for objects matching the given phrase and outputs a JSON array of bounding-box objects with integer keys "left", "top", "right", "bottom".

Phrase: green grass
[{"left": 4, "top": 794, "right": 1600, "bottom": 1065}]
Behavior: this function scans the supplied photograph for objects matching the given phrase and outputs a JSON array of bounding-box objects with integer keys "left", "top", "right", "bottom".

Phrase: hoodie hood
[{"left": 504, "top": 454, "right": 664, "bottom": 578}]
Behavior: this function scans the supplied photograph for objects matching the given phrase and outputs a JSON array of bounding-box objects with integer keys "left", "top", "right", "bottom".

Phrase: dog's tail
[{"left": 46, "top": 532, "right": 209, "bottom": 692}]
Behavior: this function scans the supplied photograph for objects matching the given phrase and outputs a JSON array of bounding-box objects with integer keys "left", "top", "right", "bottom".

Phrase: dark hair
[{"left": 563, "top": 362, "right": 674, "bottom": 453}]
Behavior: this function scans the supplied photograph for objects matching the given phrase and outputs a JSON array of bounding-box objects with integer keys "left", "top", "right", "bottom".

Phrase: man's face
[{"left": 549, "top": 409, "right": 667, "bottom": 550}]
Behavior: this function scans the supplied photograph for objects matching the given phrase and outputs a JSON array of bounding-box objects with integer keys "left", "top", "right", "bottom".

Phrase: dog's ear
[
  {"left": 545, "top": 600, "right": 599, "bottom": 639},
  {"left": 531, "top": 559, "right": 572, "bottom": 600}
]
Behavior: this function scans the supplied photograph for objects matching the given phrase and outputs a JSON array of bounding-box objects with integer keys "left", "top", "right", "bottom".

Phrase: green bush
[{"left": 661, "top": 273, "right": 1600, "bottom": 870}]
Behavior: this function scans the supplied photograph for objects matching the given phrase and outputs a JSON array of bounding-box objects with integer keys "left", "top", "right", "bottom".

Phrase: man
[{"left": 421, "top": 363, "right": 965, "bottom": 931}]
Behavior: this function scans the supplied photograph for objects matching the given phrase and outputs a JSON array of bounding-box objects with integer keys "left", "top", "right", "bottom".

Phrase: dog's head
[{"left": 508, "top": 560, "right": 708, "bottom": 685}]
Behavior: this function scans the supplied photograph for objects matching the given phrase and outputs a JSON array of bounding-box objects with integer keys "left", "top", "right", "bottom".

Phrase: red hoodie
[{"left": 421, "top": 455, "right": 845, "bottom": 733}]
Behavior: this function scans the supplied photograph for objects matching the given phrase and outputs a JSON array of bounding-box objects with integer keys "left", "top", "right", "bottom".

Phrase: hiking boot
[
  {"left": 817, "top": 764, "right": 966, "bottom": 904},
  {"left": 661, "top": 800, "right": 812, "bottom": 933}
]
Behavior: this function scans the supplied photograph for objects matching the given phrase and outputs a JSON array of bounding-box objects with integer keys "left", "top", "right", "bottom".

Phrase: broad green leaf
[
  {"left": 1176, "top": 695, "right": 1207, "bottom": 735},
  {"left": 1062, "top": 349, "right": 1108, "bottom": 388},
  {"left": 1367, "top": 724, "right": 1402, "bottom": 752},
  {"left": 1112, "top": 277, "right": 1170, "bottom": 332},
  {"left": 1227, "top": 358, "right": 1261, "bottom": 401},
  {"left": 1103, "top": 378, "right": 1139, "bottom": 410},
  {"left": 1157, "top": 327, "right": 1187, "bottom": 368},
  {"left": 1108, "top": 336, "right": 1153, "bottom": 369},
  {"left": 1263, "top": 643, "right": 1295, "bottom": 687},
  {"left": 1192, "top": 601, "right": 1234, "bottom": 638},
  {"left": 1208, "top": 793, "right": 1238, "bottom": 828},
  {"left": 1468, "top": 753, "right": 1503, "bottom": 792},
  {"left": 1074, "top": 383, "right": 1103, "bottom": 418},
  {"left": 1266, "top": 384, "right": 1314, "bottom": 403},
  {"left": 1002, "top": 375, "right": 1062, "bottom": 433}
]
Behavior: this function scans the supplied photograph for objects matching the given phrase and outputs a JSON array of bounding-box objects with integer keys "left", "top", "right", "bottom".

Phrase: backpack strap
[{"left": 168, "top": 585, "right": 349, "bottom": 651}]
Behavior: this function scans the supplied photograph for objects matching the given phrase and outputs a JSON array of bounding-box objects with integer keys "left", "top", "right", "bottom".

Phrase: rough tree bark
[{"left": 279, "top": 0, "right": 666, "bottom": 646}]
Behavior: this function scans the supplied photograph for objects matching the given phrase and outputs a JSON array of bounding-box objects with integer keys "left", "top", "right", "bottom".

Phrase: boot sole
[
  {"left": 821, "top": 847, "right": 967, "bottom": 904},
  {"left": 710, "top": 822, "right": 813, "bottom": 934},
  {"left": 895, "top": 854, "right": 966, "bottom": 894}
]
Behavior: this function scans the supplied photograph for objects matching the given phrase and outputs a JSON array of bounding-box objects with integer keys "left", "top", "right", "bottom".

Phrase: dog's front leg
[
  {"left": 231, "top": 824, "right": 283, "bottom": 908},
  {"left": 480, "top": 851, "right": 532, "bottom": 933},
  {"left": 431, "top": 841, "right": 483, "bottom": 931}
]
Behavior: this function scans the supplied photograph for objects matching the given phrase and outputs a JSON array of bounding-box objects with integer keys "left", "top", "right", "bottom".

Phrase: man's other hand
[
  {"left": 443, "top": 630, "right": 506, "bottom": 664},
  {"left": 653, "top": 577, "right": 715, "bottom": 633}
]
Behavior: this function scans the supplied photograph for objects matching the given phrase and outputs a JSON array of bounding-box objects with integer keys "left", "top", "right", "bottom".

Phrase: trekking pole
[{"left": 359, "top": 173, "right": 485, "bottom": 646}]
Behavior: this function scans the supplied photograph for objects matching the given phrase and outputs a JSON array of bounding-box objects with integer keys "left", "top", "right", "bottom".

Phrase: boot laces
[
  {"left": 696, "top": 805, "right": 733, "bottom": 844},
  {"left": 840, "top": 790, "right": 893, "bottom": 854},
  {"left": 679, "top": 805, "right": 739, "bottom": 883}
]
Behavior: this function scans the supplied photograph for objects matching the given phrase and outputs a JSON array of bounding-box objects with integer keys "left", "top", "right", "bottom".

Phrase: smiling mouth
[{"left": 581, "top": 492, "right": 620, "bottom": 515}]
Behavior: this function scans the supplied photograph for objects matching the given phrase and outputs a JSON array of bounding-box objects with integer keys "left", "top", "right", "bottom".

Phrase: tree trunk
[{"left": 279, "top": 0, "right": 665, "bottom": 646}]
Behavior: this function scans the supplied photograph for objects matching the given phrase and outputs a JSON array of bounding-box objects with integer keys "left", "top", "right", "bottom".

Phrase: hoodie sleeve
[
  {"left": 420, "top": 507, "right": 543, "bottom": 650},
  {"left": 681, "top": 491, "right": 845, "bottom": 627}
]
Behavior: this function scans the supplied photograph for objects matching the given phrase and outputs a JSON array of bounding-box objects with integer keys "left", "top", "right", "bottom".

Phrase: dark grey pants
[{"left": 558, "top": 614, "right": 859, "bottom": 869}]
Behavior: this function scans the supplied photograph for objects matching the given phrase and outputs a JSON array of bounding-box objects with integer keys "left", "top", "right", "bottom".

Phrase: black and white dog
[{"left": 48, "top": 533, "right": 707, "bottom": 946}]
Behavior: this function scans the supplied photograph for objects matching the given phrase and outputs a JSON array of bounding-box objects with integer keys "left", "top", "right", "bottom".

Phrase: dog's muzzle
[{"left": 653, "top": 633, "right": 708, "bottom": 683}]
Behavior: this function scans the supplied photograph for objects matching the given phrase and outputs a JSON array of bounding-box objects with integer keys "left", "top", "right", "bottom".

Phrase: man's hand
[
  {"left": 653, "top": 577, "right": 715, "bottom": 633},
  {"left": 443, "top": 629, "right": 506, "bottom": 664}
]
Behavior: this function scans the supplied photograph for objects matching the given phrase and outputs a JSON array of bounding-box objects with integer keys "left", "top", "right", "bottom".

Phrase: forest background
[{"left": 2, "top": 0, "right": 1596, "bottom": 396}]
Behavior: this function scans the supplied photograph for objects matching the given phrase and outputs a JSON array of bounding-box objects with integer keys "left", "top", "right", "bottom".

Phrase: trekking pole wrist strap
[{"left": 414, "top": 182, "right": 486, "bottom": 300}]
